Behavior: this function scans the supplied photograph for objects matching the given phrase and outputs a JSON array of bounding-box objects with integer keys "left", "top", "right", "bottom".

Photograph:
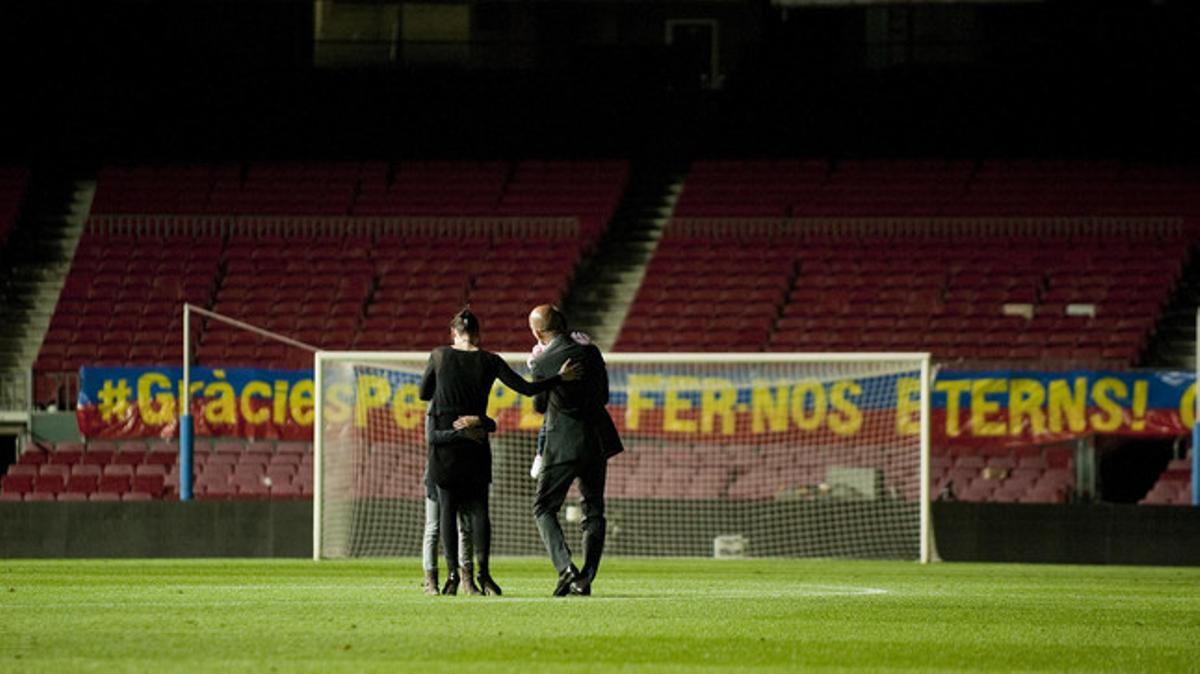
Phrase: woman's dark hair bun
[{"left": 451, "top": 308, "right": 480, "bottom": 335}]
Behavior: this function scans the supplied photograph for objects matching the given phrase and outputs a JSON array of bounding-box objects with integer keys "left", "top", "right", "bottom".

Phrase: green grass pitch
[{"left": 3, "top": 558, "right": 1199, "bottom": 673}]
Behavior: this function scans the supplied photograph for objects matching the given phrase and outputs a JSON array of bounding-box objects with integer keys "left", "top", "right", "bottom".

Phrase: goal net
[{"left": 314, "top": 352, "right": 934, "bottom": 562}]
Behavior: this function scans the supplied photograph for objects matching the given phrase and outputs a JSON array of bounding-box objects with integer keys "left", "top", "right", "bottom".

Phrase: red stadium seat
[
  {"left": 1, "top": 474, "right": 35, "bottom": 494},
  {"left": 33, "top": 474, "right": 66, "bottom": 494}
]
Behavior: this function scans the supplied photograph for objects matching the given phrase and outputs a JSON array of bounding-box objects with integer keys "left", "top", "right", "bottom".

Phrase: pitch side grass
[{"left": 2, "top": 558, "right": 1198, "bottom": 672}]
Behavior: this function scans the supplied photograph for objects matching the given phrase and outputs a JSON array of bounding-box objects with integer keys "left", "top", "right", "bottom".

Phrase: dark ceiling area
[{"left": 3, "top": 1, "right": 1198, "bottom": 161}]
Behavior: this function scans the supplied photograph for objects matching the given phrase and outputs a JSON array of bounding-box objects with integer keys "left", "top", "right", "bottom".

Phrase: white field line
[{"left": 0, "top": 583, "right": 889, "bottom": 609}]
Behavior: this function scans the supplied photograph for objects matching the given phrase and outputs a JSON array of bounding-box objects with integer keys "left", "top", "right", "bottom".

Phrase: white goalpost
[{"left": 313, "top": 351, "right": 935, "bottom": 563}]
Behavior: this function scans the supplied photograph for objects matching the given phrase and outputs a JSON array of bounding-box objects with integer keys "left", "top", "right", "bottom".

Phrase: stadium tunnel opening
[
  {"left": 1096, "top": 436, "right": 1176, "bottom": 504},
  {"left": 0, "top": 433, "right": 17, "bottom": 474}
]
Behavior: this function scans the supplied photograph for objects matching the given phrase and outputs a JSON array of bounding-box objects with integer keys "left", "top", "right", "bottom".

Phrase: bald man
[{"left": 527, "top": 304, "right": 623, "bottom": 597}]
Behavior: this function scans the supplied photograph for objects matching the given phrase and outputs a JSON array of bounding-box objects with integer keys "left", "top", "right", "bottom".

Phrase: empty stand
[
  {"left": 675, "top": 159, "right": 1200, "bottom": 219},
  {"left": 770, "top": 234, "right": 1181, "bottom": 365},
  {"left": 23, "top": 158, "right": 1200, "bottom": 508},
  {"left": 36, "top": 159, "right": 629, "bottom": 400},
  {"left": 618, "top": 228, "right": 1183, "bottom": 365},
  {"left": 617, "top": 235, "right": 796, "bottom": 352},
  {"left": 211, "top": 162, "right": 360, "bottom": 216},
  {"left": 91, "top": 164, "right": 235, "bottom": 214},
  {"left": 1139, "top": 455, "right": 1194, "bottom": 505},
  {"left": 0, "top": 432, "right": 1144, "bottom": 507},
  {"left": 636, "top": 158, "right": 1200, "bottom": 365},
  {"left": 0, "top": 439, "right": 314, "bottom": 501},
  {"left": 497, "top": 160, "right": 628, "bottom": 244},
  {"left": 932, "top": 444, "right": 1076, "bottom": 504},
  {"left": 354, "top": 161, "right": 507, "bottom": 217},
  {"left": 35, "top": 231, "right": 222, "bottom": 406},
  {"left": 203, "top": 231, "right": 373, "bottom": 366},
  {"left": 354, "top": 159, "right": 627, "bottom": 245},
  {"left": 356, "top": 233, "right": 584, "bottom": 353}
]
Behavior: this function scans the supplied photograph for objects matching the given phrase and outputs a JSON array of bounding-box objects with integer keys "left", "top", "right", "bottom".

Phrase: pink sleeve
[{"left": 527, "top": 342, "right": 546, "bottom": 369}]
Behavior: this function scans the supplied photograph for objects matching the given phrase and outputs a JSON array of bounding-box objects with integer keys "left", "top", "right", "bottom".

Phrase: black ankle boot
[
  {"left": 441, "top": 570, "right": 460, "bottom": 595},
  {"left": 478, "top": 573, "right": 502, "bottom": 596}
]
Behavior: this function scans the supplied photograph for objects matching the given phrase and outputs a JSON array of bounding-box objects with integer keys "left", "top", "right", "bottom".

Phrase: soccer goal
[{"left": 313, "top": 352, "right": 935, "bottom": 563}]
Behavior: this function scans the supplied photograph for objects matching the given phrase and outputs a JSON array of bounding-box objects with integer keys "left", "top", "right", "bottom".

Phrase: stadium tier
[
  {"left": 92, "top": 160, "right": 626, "bottom": 245},
  {"left": 35, "top": 231, "right": 221, "bottom": 405},
  {"left": 205, "top": 231, "right": 374, "bottom": 366},
  {"left": 356, "top": 159, "right": 624, "bottom": 243},
  {"left": 674, "top": 159, "right": 1200, "bottom": 217},
  {"left": 356, "top": 234, "right": 585, "bottom": 353},
  {"left": 11, "top": 158, "right": 1200, "bottom": 507},
  {"left": 354, "top": 161, "right": 506, "bottom": 217},
  {"left": 772, "top": 234, "right": 1179, "bottom": 363},
  {"left": 33, "top": 159, "right": 629, "bottom": 402},
  {"left": 1139, "top": 455, "right": 1195, "bottom": 506},
  {"left": 617, "top": 230, "right": 1184, "bottom": 363},
  {"left": 0, "top": 433, "right": 1091, "bottom": 505},
  {"left": 0, "top": 439, "right": 314, "bottom": 501},
  {"left": 91, "top": 163, "right": 243, "bottom": 214},
  {"left": 618, "top": 158, "right": 1200, "bottom": 363},
  {"left": 931, "top": 443, "right": 1075, "bottom": 504},
  {"left": 618, "top": 235, "right": 796, "bottom": 352}
]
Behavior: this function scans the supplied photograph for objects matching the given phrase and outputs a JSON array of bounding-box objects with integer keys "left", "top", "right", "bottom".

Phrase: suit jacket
[{"left": 530, "top": 334, "right": 624, "bottom": 466}]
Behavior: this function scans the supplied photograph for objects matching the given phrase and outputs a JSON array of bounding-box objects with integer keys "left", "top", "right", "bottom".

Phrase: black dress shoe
[
  {"left": 553, "top": 565, "right": 580, "bottom": 597},
  {"left": 568, "top": 577, "right": 591, "bottom": 596}
]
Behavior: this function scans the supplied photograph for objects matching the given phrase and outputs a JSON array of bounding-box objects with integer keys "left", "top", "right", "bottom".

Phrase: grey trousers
[
  {"left": 533, "top": 452, "right": 607, "bottom": 582},
  {"left": 422, "top": 496, "right": 474, "bottom": 572}
]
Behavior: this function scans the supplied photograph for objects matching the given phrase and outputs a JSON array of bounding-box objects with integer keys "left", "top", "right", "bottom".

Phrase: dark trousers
[
  {"left": 437, "top": 486, "right": 491, "bottom": 576},
  {"left": 533, "top": 451, "right": 607, "bottom": 582}
]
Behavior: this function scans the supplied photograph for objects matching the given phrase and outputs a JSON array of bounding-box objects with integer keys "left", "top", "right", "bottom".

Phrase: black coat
[
  {"left": 530, "top": 334, "right": 624, "bottom": 466},
  {"left": 420, "top": 346, "right": 560, "bottom": 492}
]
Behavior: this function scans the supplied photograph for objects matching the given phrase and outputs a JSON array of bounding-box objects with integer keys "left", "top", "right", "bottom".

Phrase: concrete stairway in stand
[
  {"left": 0, "top": 168, "right": 94, "bottom": 413},
  {"left": 561, "top": 162, "right": 687, "bottom": 351}
]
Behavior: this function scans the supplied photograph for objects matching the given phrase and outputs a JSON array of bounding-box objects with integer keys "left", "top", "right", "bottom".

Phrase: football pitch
[{"left": 2, "top": 558, "right": 1198, "bottom": 673}]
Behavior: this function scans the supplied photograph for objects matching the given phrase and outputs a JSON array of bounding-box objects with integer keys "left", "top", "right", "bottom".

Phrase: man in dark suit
[{"left": 528, "top": 304, "right": 623, "bottom": 597}]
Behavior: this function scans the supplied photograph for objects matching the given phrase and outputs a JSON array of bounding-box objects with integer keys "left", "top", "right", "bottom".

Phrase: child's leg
[
  {"left": 422, "top": 496, "right": 440, "bottom": 572},
  {"left": 530, "top": 424, "right": 546, "bottom": 478}
]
